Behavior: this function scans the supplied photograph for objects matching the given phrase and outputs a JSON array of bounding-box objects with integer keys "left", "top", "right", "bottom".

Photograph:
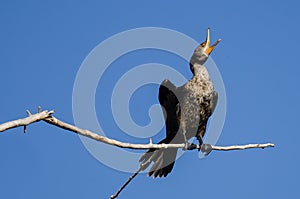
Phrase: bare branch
[
  {"left": 0, "top": 110, "right": 54, "bottom": 133},
  {"left": 36, "top": 116, "right": 278, "bottom": 150},
  {"left": 0, "top": 108, "right": 275, "bottom": 199},
  {"left": 211, "top": 143, "right": 275, "bottom": 151},
  {"left": 43, "top": 115, "right": 187, "bottom": 149},
  {"left": 0, "top": 109, "right": 275, "bottom": 152}
]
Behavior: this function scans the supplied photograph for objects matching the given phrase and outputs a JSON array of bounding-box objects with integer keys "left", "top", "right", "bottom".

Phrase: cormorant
[{"left": 139, "top": 28, "right": 221, "bottom": 178}]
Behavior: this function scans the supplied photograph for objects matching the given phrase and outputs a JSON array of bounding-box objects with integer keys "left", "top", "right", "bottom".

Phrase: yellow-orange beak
[{"left": 203, "top": 28, "right": 221, "bottom": 55}]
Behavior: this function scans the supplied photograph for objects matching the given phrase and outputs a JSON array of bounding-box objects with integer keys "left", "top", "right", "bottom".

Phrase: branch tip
[{"left": 26, "top": 110, "right": 32, "bottom": 116}]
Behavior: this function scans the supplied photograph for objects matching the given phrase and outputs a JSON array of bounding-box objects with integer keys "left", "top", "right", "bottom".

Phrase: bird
[
  {"left": 139, "top": 28, "right": 221, "bottom": 178},
  {"left": 110, "top": 28, "right": 221, "bottom": 199}
]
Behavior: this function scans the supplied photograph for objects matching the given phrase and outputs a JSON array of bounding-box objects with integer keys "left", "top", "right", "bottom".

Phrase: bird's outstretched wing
[
  {"left": 158, "top": 80, "right": 180, "bottom": 139},
  {"left": 139, "top": 79, "right": 180, "bottom": 177}
]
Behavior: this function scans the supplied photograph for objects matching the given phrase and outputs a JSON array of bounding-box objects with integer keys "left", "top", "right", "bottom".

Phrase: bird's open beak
[{"left": 203, "top": 28, "right": 221, "bottom": 55}]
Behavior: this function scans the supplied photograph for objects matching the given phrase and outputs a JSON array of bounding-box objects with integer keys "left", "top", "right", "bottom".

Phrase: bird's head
[{"left": 190, "top": 28, "right": 221, "bottom": 67}]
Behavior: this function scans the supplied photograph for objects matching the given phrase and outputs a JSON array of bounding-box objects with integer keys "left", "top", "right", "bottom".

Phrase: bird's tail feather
[{"left": 139, "top": 139, "right": 178, "bottom": 178}]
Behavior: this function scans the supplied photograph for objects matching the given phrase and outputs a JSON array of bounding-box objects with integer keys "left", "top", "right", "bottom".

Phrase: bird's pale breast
[{"left": 178, "top": 74, "right": 215, "bottom": 140}]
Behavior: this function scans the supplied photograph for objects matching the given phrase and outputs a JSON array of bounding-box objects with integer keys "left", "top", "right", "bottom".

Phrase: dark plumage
[{"left": 139, "top": 28, "right": 221, "bottom": 178}]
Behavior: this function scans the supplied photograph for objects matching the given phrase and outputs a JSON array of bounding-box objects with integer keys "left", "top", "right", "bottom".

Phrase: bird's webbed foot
[{"left": 200, "top": 144, "right": 212, "bottom": 156}]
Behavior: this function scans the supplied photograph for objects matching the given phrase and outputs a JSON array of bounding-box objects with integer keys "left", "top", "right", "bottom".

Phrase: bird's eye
[{"left": 200, "top": 42, "right": 206, "bottom": 47}]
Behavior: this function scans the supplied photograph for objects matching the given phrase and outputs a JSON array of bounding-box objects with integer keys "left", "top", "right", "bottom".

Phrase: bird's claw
[
  {"left": 200, "top": 144, "right": 212, "bottom": 156},
  {"left": 183, "top": 142, "right": 197, "bottom": 151}
]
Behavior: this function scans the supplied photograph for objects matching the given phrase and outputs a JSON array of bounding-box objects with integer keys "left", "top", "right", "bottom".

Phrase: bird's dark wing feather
[
  {"left": 158, "top": 79, "right": 180, "bottom": 139},
  {"left": 139, "top": 79, "right": 180, "bottom": 178}
]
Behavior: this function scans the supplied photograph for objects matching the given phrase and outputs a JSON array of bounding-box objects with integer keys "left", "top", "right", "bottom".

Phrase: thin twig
[
  {"left": 26, "top": 110, "right": 32, "bottom": 116},
  {"left": 110, "top": 161, "right": 151, "bottom": 199},
  {"left": 110, "top": 167, "right": 142, "bottom": 199}
]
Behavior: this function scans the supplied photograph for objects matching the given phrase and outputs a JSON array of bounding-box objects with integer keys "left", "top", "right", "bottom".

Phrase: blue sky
[{"left": 1, "top": 0, "right": 299, "bottom": 198}]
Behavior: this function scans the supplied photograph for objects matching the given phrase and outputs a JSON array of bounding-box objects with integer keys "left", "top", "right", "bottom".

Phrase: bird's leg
[
  {"left": 182, "top": 132, "right": 197, "bottom": 150},
  {"left": 196, "top": 135, "right": 204, "bottom": 146},
  {"left": 182, "top": 132, "right": 189, "bottom": 150}
]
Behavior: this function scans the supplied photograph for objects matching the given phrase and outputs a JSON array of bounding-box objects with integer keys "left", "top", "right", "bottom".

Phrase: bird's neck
[
  {"left": 191, "top": 64, "right": 210, "bottom": 81},
  {"left": 189, "top": 53, "right": 208, "bottom": 74},
  {"left": 190, "top": 52, "right": 208, "bottom": 65}
]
